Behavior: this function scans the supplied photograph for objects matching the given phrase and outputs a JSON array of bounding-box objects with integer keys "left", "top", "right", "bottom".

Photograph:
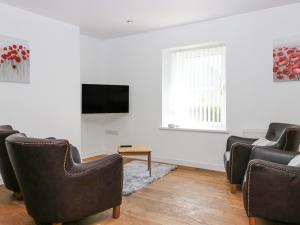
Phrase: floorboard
[{"left": 0, "top": 156, "right": 289, "bottom": 225}]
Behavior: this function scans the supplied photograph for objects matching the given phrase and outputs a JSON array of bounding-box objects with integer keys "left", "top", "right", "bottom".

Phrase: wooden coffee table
[{"left": 117, "top": 145, "right": 152, "bottom": 176}]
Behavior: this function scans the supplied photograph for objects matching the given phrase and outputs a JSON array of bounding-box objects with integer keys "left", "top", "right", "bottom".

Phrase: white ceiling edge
[
  {"left": 0, "top": 0, "right": 298, "bottom": 40},
  {"left": 80, "top": 2, "right": 299, "bottom": 40}
]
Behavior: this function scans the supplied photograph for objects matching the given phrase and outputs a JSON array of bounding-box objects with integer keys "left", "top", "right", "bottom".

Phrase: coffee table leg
[{"left": 148, "top": 152, "right": 152, "bottom": 176}]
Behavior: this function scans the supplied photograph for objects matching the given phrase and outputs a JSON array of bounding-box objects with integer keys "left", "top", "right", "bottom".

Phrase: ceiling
[{"left": 0, "top": 0, "right": 298, "bottom": 39}]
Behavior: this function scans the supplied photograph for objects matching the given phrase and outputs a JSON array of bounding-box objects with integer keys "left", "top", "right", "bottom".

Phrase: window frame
[{"left": 161, "top": 43, "right": 227, "bottom": 132}]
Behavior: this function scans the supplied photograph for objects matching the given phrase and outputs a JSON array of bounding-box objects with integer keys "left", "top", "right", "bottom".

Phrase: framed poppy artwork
[
  {"left": 0, "top": 34, "right": 30, "bottom": 83},
  {"left": 273, "top": 33, "right": 300, "bottom": 82}
]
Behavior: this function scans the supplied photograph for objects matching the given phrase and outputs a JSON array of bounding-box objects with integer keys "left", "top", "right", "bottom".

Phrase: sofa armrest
[
  {"left": 250, "top": 147, "right": 299, "bottom": 165},
  {"left": 226, "top": 136, "right": 257, "bottom": 152},
  {"left": 243, "top": 159, "right": 300, "bottom": 223},
  {"left": 229, "top": 143, "right": 253, "bottom": 184}
]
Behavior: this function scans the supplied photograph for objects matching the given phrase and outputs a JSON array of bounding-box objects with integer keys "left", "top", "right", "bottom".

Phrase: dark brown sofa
[
  {"left": 243, "top": 147, "right": 300, "bottom": 225},
  {"left": 224, "top": 123, "right": 300, "bottom": 193},
  {"left": 6, "top": 133, "right": 123, "bottom": 225}
]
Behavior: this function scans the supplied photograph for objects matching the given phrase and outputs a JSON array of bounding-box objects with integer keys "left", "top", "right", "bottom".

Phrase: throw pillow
[
  {"left": 288, "top": 154, "right": 300, "bottom": 167},
  {"left": 252, "top": 138, "right": 276, "bottom": 146}
]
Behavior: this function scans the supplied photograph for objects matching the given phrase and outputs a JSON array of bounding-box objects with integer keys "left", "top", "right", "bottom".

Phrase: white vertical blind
[{"left": 162, "top": 44, "right": 226, "bottom": 130}]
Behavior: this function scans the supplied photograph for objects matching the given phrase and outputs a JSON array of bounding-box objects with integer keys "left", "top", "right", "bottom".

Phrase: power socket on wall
[{"left": 105, "top": 129, "right": 119, "bottom": 135}]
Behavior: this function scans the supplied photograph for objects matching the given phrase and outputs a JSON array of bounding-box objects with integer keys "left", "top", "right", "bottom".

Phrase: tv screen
[{"left": 82, "top": 84, "right": 129, "bottom": 114}]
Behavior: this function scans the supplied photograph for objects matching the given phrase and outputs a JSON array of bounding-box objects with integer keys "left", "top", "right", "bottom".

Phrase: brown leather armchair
[
  {"left": 243, "top": 147, "right": 300, "bottom": 225},
  {"left": 0, "top": 125, "right": 20, "bottom": 198},
  {"left": 224, "top": 123, "right": 300, "bottom": 193},
  {"left": 6, "top": 133, "right": 123, "bottom": 225},
  {"left": 0, "top": 126, "right": 82, "bottom": 200}
]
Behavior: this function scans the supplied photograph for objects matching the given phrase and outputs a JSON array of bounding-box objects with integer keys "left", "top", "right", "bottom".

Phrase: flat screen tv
[{"left": 82, "top": 84, "right": 129, "bottom": 114}]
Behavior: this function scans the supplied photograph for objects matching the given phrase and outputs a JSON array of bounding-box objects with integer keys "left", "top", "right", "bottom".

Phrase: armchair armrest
[
  {"left": 284, "top": 127, "right": 300, "bottom": 151},
  {"left": 250, "top": 147, "right": 299, "bottom": 165},
  {"left": 226, "top": 136, "right": 257, "bottom": 152},
  {"left": 69, "top": 145, "right": 81, "bottom": 163},
  {"left": 0, "top": 125, "right": 13, "bottom": 130},
  {"left": 229, "top": 143, "right": 253, "bottom": 184},
  {"left": 243, "top": 159, "right": 300, "bottom": 224},
  {"left": 45, "top": 137, "right": 81, "bottom": 163},
  {"left": 68, "top": 154, "right": 122, "bottom": 176}
]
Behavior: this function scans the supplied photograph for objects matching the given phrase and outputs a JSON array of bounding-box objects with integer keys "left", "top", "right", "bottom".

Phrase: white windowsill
[{"left": 159, "top": 127, "right": 229, "bottom": 134}]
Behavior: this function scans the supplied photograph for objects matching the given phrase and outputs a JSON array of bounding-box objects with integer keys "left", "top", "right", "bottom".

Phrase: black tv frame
[{"left": 81, "top": 84, "right": 129, "bottom": 114}]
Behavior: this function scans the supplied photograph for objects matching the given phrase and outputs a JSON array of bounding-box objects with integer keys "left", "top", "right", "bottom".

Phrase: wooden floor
[{"left": 0, "top": 157, "right": 289, "bottom": 225}]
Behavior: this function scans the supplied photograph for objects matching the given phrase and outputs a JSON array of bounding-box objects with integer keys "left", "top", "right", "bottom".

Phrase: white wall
[
  {"left": 81, "top": 3, "right": 300, "bottom": 170},
  {"left": 80, "top": 35, "right": 109, "bottom": 157},
  {"left": 0, "top": 3, "right": 81, "bottom": 159}
]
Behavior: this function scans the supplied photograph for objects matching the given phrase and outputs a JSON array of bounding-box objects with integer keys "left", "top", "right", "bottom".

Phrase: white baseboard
[
  {"left": 122, "top": 155, "right": 224, "bottom": 172},
  {"left": 81, "top": 150, "right": 225, "bottom": 172},
  {"left": 152, "top": 156, "right": 225, "bottom": 172},
  {"left": 81, "top": 150, "right": 111, "bottom": 159}
]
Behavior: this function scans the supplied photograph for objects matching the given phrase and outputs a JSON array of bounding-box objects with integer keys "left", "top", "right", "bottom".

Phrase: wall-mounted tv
[{"left": 82, "top": 84, "right": 129, "bottom": 114}]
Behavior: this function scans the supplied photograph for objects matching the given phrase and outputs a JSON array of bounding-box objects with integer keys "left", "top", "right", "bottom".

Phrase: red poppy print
[
  {"left": 0, "top": 35, "right": 30, "bottom": 83},
  {"left": 0, "top": 43, "right": 30, "bottom": 69},
  {"left": 273, "top": 47, "right": 300, "bottom": 81}
]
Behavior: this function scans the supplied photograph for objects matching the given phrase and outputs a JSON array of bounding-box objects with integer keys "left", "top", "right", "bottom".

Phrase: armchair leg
[
  {"left": 230, "top": 184, "right": 238, "bottom": 194},
  {"left": 13, "top": 192, "right": 23, "bottom": 200},
  {"left": 248, "top": 217, "right": 256, "bottom": 225},
  {"left": 113, "top": 205, "right": 121, "bottom": 219}
]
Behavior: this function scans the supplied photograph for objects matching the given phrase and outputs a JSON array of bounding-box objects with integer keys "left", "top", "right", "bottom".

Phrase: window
[{"left": 162, "top": 44, "right": 226, "bottom": 131}]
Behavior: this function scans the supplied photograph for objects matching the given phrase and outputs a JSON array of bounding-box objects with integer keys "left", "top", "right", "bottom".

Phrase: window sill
[{"left": 159, "top": 127, "right": 229, "bottom": 134}]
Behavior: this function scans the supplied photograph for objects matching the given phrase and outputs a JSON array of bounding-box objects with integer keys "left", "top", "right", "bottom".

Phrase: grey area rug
[{"left": 123, "top": 160, "right": 177, "bottom": 196}]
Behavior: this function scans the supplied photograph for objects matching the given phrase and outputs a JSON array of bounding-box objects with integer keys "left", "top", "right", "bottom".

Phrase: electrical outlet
[{"left": 105, "top": 129, "right": 119, "bottom": 135}]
